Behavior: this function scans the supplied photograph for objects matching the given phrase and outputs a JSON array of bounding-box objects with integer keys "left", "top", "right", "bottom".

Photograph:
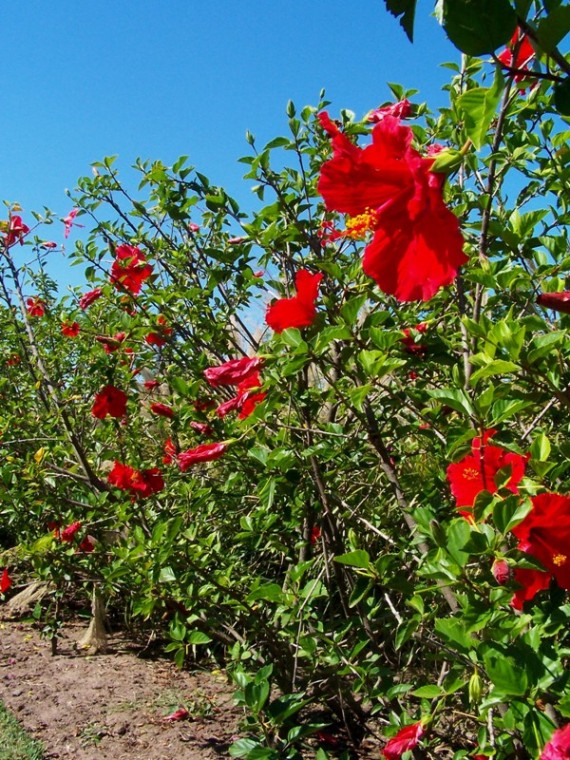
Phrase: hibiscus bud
[
  {"left": 468, "top": 670, "right": 482, "bottom": 706},
  {"left": 492, "top": 559, "right": 511, "bottom": 585}
]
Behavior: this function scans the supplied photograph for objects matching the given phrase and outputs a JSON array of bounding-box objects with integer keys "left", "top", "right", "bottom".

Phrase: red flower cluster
[
  {"left": 317, "top": 112, "right": 466, "bottom": 301},
  {"left": 205, "top": 356, "right": 266, "bottom": 420},
  {"left": 91, "top": 385, "right": 128, "bottom": 419},
  {"left": 178, "top": 442, "right": 227, "bottom": 472},
  {"left": 26, "top": 297, "right": 46, "bottom": 317},
  {"left": 61, "top": 321, "right": 80, "bottom": 337},
  {"left": 0, "top": 568, "right": 11, "bottom": 593},
  {"left": 446, "top": 430, "right": 527, "bottom": 519},
  {"left": 381, "top": 722, "right": 425, "bottom": 760},
  {"left": 110, "top": 245, "right": 153, "bottom": 295},
  {"left": 266, "top": 269, "right": 323, "bottom": 333},
  {"left": 4, "top": 215, "right": 30, "bottom": 247},
  {"left": 511, "top": 493, "right": 570, "bottom": 609},
  {"left": 108, "top": 460, "right": 164, "bottom": 498},
  {"left": 540, "top": 723, "right": 570, "bottom": 760},
  {"left": 79, "top": 288, "right": 103, "bottom": 310}
]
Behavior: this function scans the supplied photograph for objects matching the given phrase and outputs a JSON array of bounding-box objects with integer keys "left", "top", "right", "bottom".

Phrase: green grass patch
[{"left": 0, "top": 702, "right": 43, "bottom": 760}]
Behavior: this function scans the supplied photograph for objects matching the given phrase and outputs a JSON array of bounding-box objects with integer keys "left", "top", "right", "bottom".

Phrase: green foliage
[
  {"left": 0, "top": 702, "right": 44, "bottom": 760},
  {"left": 1, "top": 5, "right": 569, "bottom": 756}
]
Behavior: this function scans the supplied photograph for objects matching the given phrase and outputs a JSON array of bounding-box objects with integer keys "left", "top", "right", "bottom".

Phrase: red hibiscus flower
[
  {"left": 190, "top": 421, "right": 213, "bottom": 436},
  {"left": 401, "top": 323, "right": 428, "bottom": 355},
  {"left": 145, "top": 315, "right": 173, "bottom": 346},
  {"left": 6, "top": 354, "right": 21, "bottom": 366},
  {"left": 216, "top": 396, "right": 241, "bottom": 418},
  {"left": 266, "top": 269, "right": 323, "bottom": 333},
  {"left": 61, "top": 321, "right": 80, "bottom": 337},
  {"left": 511, "top": 566, "right": 552, "bottom": 611},
  {"left": 368, "top": 99, "right": 413, "bottom": 123},
  {"left": 446, "top": 430, "right": 527, "bottom": 519},
  {"left": 79, "top": 288, "right": 103, "bottom": 309},
  {"left": 491, "top": 559, "right": 511, "bottom": 585},
  {"left": 91, "top": 385, "right": 128, "bottom": 419},
  {"left": 162, "top": 437, "right": 178, "bottom": 465},
  {"left": 4, "top": 215, "right": 30, "bottom": 247},
  {"left": 318, "top": 112, "right": 466, "bottom": 301},
  {"left": 26, "top": 297, "right": 46, "bottom": 317},
  {"left": 497, "top": 28, "right": 535, "bottom": 80},
  {"left": 150, "top": 402, "right": 174, "bottom": 419},
  {"left": 178, "top": 442, "right": 227, "bottom": 472},
  {"left": 41, "top": 241, "right": 58, "bottom": 250},
  {"left": 63, "top": 208, "right": 83, "bottom": 239},
  {"left": 61, "top": 521, "right": 82, "bottom": 542},
  {"left": 0, "top": 568, "right": 12, "bottom": 594},
  {"left": 95, "top": 332, "right": 127, "bottom": 354},
  {"left": 144, "top": 380, "right": 160, "bottom": 391},
  {"left": 510, "top": 493, "right": 570, "bottom": 607},
  {"left": 382, "top": 721, "right": 425, "bottom": 760},
  {"left": 204, "top": 356, "right": 263, "bottom": 387},
  {"left": 110, "top": 244, "right": 153, "bottom": 295},
  {"left": 78, "top": 536, "right": 96, "bottom": 553},
  {"left": 540, "top": 723, "right": 570, "bottom": 760},
  {"left": 107, "top": 460, "right": 164, "bottom": 498},
  {"left": 537, "top": 292, "right": 570, "bottom": 315},
  {"left": 236, "top": 371, "right": 266, "bottom": 419}
]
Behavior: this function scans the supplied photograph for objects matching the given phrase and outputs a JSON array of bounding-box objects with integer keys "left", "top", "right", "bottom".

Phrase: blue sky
[{"left": 2, "top": 1, "right": 459, "bottom": 287}]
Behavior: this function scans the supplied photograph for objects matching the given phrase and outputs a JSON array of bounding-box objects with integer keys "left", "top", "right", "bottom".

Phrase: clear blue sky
[{"left": 1, "top": 1, "right": 459, "bottom": 286}]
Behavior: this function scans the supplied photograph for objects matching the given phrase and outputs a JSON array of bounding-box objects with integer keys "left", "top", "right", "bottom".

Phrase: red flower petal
[
  {"left": 178, "top": 442, "right": 227, "bottom": 471},
  {"left": 0, "top": 568, "right": 12, "bottom": 594},
  {"left": 540, "top": 722, "right": 570, "bottom": 760},
  {"left": 91, "top": 385, "right": 128, "bottom": 419},
  {"left": 266, "top": 270, "right": 323, "bottom": 333},
  {"left": 382, "top": 722, "right": 425, "bottom": 760},
  {"left": 204, "top": 356, "right": 263, "bottom": 387}
]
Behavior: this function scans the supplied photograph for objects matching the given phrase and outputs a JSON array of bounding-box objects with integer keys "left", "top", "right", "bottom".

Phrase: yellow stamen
[
  {"left": 344, "top": 208, "right": 379, "bottom": 240},
  {"left": 553, "top": 554, "right": 567, "bottom": 567},
  {"left": 462, "top": 467, "right": 480, "bottom": 481}
]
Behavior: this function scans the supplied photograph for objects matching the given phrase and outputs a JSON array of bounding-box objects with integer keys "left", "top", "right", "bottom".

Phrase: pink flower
[
  {"left": 382, "top": 722, "right": 425, "bottom": 760},
  {"left": 368, "top": 99, "right": 413, "bottom": 123},
  {"left": 492, "top": 559, "right": 511, "bottom": 585},
  {"left": 41, "top": 241, "right": 58, "bottom": 250},
  {"left": 540, "top": 723, "right": 570, "bottom": 759},
  {"left": 178, "top": 442, "right": 227, "bottom": 471},
  {"left": 63, "top": 208, "right": 83, "bottom": 239},
  {"left": 79, "top": 288, "right": 103, "bottom": 310},
  {"left": 162, "top": 708, "right": 189, "bottom": 722},
  {"left": 190, "top": 421, "right": 213, "bottom": 436},
  {"left": 4, "top": 215, "right": 30, "bottom": 247},
  {"left": 188, "top": 223, "right": 200, "bottom": 233}
]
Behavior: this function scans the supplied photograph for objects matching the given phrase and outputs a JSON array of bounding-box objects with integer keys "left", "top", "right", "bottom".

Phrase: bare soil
[{"left": 0, "top": 618, "right": 241, "bottom": 759}]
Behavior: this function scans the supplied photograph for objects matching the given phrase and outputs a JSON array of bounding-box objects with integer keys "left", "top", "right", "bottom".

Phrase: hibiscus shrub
[{"left": 1, "top": 2, "right": 570, "bottom": 757}]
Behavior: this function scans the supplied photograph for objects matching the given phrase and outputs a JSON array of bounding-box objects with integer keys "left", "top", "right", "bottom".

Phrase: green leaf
[
  {"left": 428, "top": 388, "right": 474, "bottom": 417},
  {"left": 247, "top": 583, "right": 286, "bottom": 603},
  {"left": 411, "top": 684, "right": 444, "bottom": 698},
  {"left": 187, "top": 630, "right": 212, "bottom": 645},
  {"left": 159, "top": 566, "right": 176, "bottom": 583},
  {"left": 537, "top": 5, "right": 570, "bottom": 53},
  {"left": 334, "top": 549, "right": 371, "bottom": 569},
  {"left": 229, "top": 738, "right": 260, "bottom": 757},
  {"left": 457, "top": 70, "right": 504, "bottom": 150},
  {"left": 530, "top": 433, "right": 551, "bottom": 462},
  {"left": 244, "top": 680, "right": 270, "bottom": 713},
  {"left": 469, "top": 360, "right": 520, "bottom": 386},
  {"left": 442, "top": 0, "right": 517, "bottom": 56},
  {"left": 481, "top": 643, "right": 529, "bottom": 696},
  {"left": 435, "top": 618, "right": 476, "bottom": 650},
  {"left": 383, "top": 0, "right": 417, "bottom": 42},
  {"left": 554, "top": 77, "right": 570, "bottom": 116}
]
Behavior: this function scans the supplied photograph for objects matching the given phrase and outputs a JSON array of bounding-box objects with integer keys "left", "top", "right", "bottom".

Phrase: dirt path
[{"left": 0, "top": 619, "right": 241, "bottom": 759}]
